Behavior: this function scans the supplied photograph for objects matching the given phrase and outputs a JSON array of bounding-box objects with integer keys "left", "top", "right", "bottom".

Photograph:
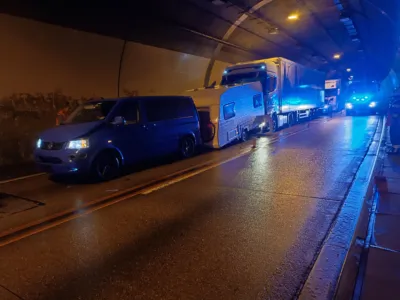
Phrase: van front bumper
[{"left": 34, "top": 148, "right": 93, "bottom": 174}]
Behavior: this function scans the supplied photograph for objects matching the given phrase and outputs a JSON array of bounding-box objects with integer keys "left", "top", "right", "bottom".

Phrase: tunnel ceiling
[{"left": 1, "top": 0, "right": 398, "bottom": 82}]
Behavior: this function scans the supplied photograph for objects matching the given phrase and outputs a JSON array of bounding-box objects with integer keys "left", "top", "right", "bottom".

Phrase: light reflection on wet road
[{"left": 0, "top": 116, "right": 379, "bottom": 300}]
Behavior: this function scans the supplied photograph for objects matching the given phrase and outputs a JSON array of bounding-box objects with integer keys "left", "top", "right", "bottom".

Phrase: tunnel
[
  {"left": 0, "top": 0, "right": 398, "bottom": 166},
  {"left": 0, "top": 1, "right": 400, "bottom": 299}
]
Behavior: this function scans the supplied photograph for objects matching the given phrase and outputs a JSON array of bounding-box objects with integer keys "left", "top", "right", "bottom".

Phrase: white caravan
[{"left": 183, "top": 82, "right": 265, "bottom": 149}]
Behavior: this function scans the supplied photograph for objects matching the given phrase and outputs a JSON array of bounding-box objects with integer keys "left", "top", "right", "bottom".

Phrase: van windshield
[{"left": 65, "top": 100, "right": 117, "bottom": 124}]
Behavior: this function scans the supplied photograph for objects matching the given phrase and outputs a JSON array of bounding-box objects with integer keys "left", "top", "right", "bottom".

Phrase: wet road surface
[{"left": 0, "top": 116, "right": 379, "bottom": 299}]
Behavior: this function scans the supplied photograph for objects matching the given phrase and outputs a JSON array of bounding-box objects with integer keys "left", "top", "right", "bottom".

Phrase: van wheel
[
  {"left": 92, "top": 151, "right": 121, "bottom": 181},
  {"left": 180, "top": 136, "right": 196, "bottom": 158},
  {"left": 241, "top": 129, "right": 249, "bottom": 142}
]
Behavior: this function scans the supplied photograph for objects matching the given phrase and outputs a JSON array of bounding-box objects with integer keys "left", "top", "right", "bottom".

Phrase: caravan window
[{"left": 223, "top": 103, "right": 236, "bottom": 120}]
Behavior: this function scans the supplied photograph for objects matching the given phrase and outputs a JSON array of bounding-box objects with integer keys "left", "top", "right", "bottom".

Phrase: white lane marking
[
  {"left": 0, "top": 173, "right": 45, "bottom": 185},
  {"left": 141, "top": 150, "right": 251, "bottom": 195},
  {"left": 141, "top": 128, "right": 309, "bottom": 195}
]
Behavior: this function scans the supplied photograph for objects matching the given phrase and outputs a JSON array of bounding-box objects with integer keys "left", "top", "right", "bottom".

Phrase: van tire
[
  {"left": 91, "top": 150, "right": 121, "bottom": 181},
  {"left": 180, "top": 136, "right": 196, "bottom": 158}
]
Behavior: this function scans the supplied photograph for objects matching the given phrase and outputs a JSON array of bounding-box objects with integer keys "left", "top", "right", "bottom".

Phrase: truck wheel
[
  {"left": 288, "top": 113, "right": 294, "bottom": 127},
  {"left": 271, "top": 114, "right": 279, "bottom": 132}
]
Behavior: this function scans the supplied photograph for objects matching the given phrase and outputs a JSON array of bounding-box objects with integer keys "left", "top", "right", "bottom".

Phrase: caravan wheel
[{"left": 240, "top": 129, "right": 249, "bottom": 142}]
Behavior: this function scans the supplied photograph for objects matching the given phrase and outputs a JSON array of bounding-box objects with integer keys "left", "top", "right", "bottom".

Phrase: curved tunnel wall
[{"left": 0, "top": 14, "right": 230, "bottom": 166}]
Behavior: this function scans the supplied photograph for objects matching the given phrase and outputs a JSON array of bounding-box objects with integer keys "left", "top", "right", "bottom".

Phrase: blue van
[{"left": 34, "top": 96, "right": 201, "bottom": 180}]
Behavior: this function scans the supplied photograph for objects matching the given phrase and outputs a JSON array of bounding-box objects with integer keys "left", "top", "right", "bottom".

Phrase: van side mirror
[{"left": 111, "top": 116, "right": 125, "bottom": 125}]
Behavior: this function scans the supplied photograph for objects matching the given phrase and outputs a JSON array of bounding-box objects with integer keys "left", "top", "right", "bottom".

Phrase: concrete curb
[{"left": 297, "top": 117, "right": 385, "bottom": 300}]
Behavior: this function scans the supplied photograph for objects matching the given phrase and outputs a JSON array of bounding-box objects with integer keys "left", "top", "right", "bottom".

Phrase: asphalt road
[{"left": 0, "top": 115, "right": 379, "bottom": 300}]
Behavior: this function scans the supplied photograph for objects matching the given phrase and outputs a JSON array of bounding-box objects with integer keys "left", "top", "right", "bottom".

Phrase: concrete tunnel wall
[{"left": 0, "top": 14, "right": 230, "bottom": 167}]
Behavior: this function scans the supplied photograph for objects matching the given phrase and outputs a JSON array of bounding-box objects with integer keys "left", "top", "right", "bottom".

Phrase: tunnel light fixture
[
  {"left": 288, "top": 14, "right": 299, "bottom": 20},
  {"left": 333, "top": 54, "right": 341, "bottom": 59}
]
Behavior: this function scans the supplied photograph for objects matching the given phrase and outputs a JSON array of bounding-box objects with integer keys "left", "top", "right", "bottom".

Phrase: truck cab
[{"left": 220, "top": 61, "right": 278, "bottom": 116}]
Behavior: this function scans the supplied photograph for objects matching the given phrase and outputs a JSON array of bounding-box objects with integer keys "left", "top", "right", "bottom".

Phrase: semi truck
[{"left": 221, "top": 57, "right": 326, "bottom": 131}]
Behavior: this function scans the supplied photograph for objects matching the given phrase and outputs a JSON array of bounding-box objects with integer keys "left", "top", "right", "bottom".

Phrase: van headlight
[
  {"left": 36, "top": 139, "right": 42, "bottom": 149},
  {"left": 369, "top": 102, "right": 376, "bottom": 108},
  {"left": 67, "top": 139, "right": 89, "bottom": 149}
]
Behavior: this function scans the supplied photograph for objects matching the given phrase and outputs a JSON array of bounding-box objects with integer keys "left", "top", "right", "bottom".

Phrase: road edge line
[
  {"left": 297, "top": 117, "right": 385, "bottom": 300},
  {"left": 0, "top": 173, "right": 45, "bottom": 185}
]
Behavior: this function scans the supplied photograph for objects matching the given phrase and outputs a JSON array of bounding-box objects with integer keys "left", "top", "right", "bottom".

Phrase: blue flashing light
[
  {"left": 223, "top": 70, "right": 227, "bottom": 75},
  {"left": 345, "top": 103, "right": 353, "bottom": 109},
  {"left": 369, "top": 101, "right": 377, "bottom": 108},
  {"left": 299, "top": 85, "right": 309, "bottom": 88},
  {"left": 70, "top": 168, "right": 79, "bottom": 172},
  {"left": 261, "top": 65, "right": 266, "bottom": 70},
  {"left": 353, "top": 96, "right": 356, "bottom": 100}
]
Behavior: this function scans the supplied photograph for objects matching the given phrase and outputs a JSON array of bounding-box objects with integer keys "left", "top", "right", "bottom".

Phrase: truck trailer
[{"left": 221, "top": 57, "right": 326, "bottom": 131}]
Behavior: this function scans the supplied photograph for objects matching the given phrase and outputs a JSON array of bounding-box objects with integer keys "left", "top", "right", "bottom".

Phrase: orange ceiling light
[
  {"left": 288, "top": 14, "right": 299, "bottom": 20},
  {"left": 333, "top": 53, "right": 341, "bottom": 59}
]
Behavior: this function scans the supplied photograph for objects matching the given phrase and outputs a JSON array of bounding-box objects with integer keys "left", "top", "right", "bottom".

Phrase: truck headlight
[
  {"left": 67, "top": 139, "right": 89, "bottom": 149},
  {"left": 36, "top": 139, "right": 42, "bottom": 149},
  {"left": 369, "top": 102, "right": 376, "bottom": 108},
  {"left": 345, "top": 103, "right": 353, "bottom": 109}
]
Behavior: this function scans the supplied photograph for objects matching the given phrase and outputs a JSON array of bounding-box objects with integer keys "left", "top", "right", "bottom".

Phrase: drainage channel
[
  {"left": 0, "top": 192, "right": 45, "bottom": 219},
  {"left": 352, "top": 177, "right": 380, "bottom": 299}
]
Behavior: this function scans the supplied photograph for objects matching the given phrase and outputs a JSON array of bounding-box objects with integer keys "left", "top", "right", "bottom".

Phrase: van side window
[
  {"left": 118, "top": 101, "right": 139, "bottom": 124},
  {"left": 223, "top": 103, "right": 236, "bottom": 120},
  {"left": 253, "top": 94, "right": 262, "bottom": 108},
  {"left": 145, "top": 97, "right": 195, "bottom": 122}
]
